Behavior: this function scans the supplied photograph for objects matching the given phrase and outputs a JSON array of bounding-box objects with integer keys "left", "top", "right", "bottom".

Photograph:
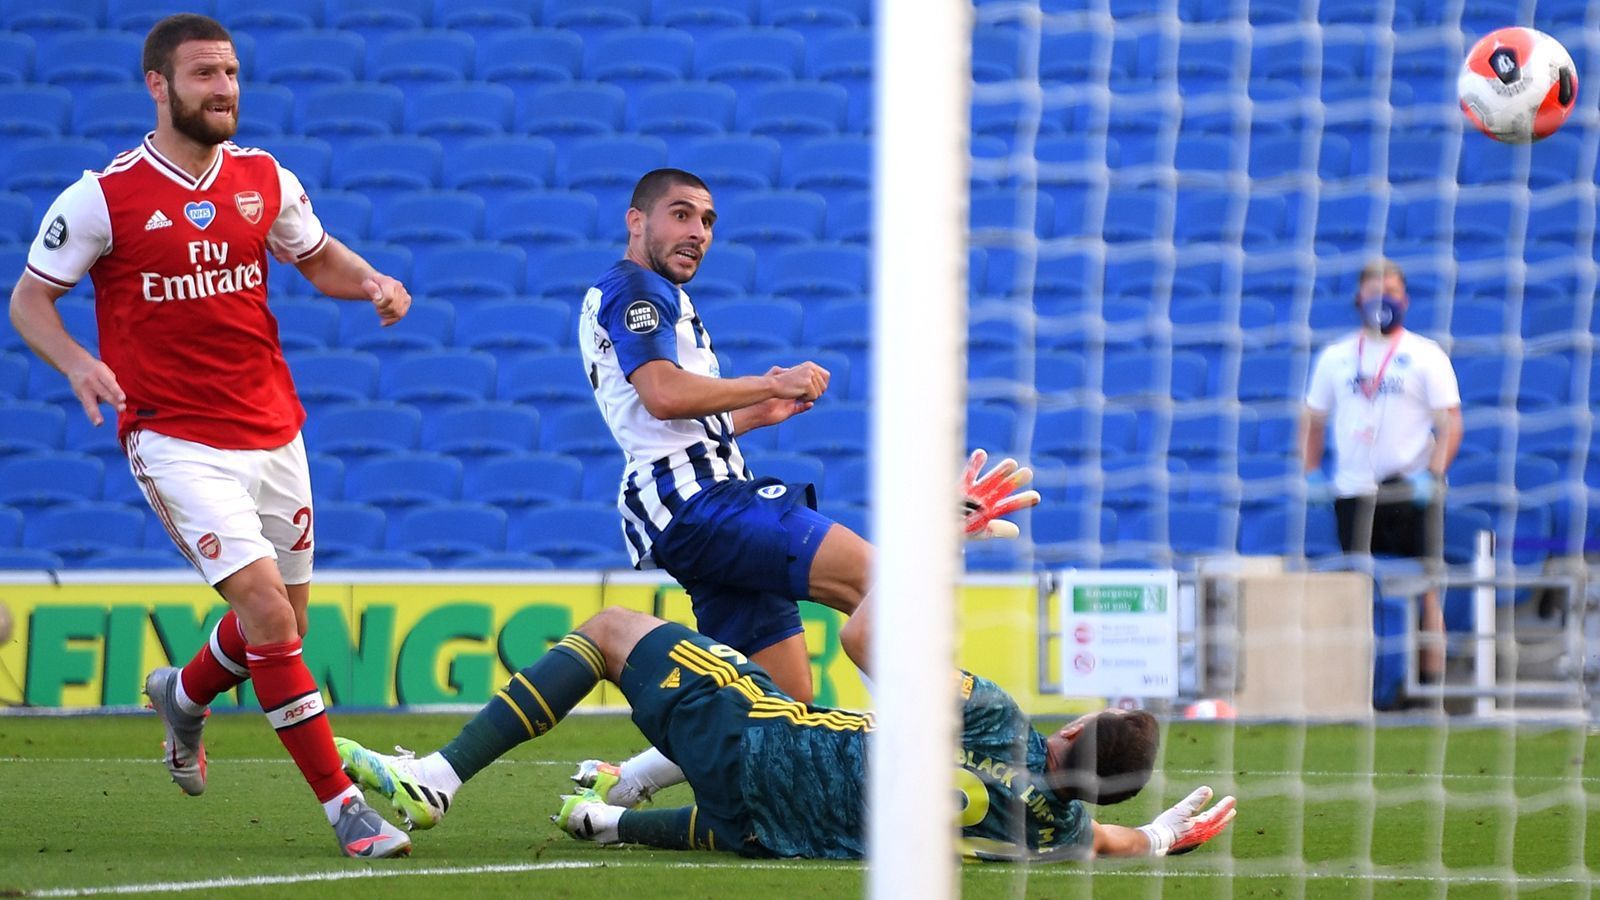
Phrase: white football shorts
[{"left": 123, "top": 429, "right": 315, "bottom": 586}]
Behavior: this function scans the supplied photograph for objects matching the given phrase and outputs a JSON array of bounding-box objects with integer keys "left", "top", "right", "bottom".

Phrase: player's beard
[
  {"left": 169, "top": 86, "right": 238, "bottom": 146},
  {"left": 645, "top": 236, "right": 701, "bottom": 285}
]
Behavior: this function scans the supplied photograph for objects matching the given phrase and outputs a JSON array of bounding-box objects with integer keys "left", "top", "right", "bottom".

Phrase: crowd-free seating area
[{"left": 0, "top": 0, "right": 1594, "bottom": 574}]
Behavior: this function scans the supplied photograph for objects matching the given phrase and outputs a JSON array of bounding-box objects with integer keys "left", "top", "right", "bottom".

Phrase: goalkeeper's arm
[{"left": 1091, "top": 786, "right": 1237, "bottom": 858}]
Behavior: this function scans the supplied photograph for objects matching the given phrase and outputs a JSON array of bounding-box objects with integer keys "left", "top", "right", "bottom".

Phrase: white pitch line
[
  {"left": 24, "top": 862, "right": 603, "bottom": 897},
  {"left": 22, "top": 859, "right": 1597, "bottom": 896},
  {"left": 4, "top": 758, "right": 1594, "bottom": 786}
]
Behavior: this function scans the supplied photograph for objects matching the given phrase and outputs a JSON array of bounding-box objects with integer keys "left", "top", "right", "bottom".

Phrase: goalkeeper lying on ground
[{"left": 336, "top": 595, "right": 1236, "bottom": 860}]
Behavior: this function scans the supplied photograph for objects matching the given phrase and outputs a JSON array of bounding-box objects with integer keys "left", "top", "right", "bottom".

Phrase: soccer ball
[
  {"left": 1458, "top": 27, "right": 1579, "bottom": 143},
  {"left": 1183, "top": 699, "right": 1237, "bottom": 720}
]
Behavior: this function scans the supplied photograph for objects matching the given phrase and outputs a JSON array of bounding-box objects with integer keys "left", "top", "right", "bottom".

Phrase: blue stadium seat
[
  {"left": 392, "top": 501, "right": 508, "bottom": 562},
  {"left": 0, "top": 548, "right": 65, "bottom": 570},
  {"left": 312, "top": 501, "right": 388, "bottom": 557},
  {"left": 78, "top": 548, "right": 187, "bottom": 570},
  {"left": 760, "top": 0, "right": 867, "bottom": 32},
  {"left": 655, "top": 0, "right": 757, "bottom": 37},
  {"left": 455, "top": 299, "right": 569, "bottom": 353},
  {"left": 0, "top": 32, "right": 34, "bottom": 84},
  {"left": 1387, "top": 134, "right": 1452, "bottom": 185},
  {"left": 808, "top": 27, "right": 871, "bottom": 129},
  {"left": 0, "top": 402, "right": 66, "bottom": 457},
  {"left": 437, "top": 0, "right": 536, "bottom": 36},
  {"left": 304, "top": 452, "right": 345, "bottom": 502},
  {"left": 672, "top": 134, "right": 783, "bottom": 191},
  {"left": 0, "top": 0, "right": 98, "bottom": 37},
  {"left": 506, "top": 502, "right": 622, "bottom": 567},
  {"left": 380, "top": 349, "right": 498, "bottom": 410},
  {"left": 544, "top": 0, "right": 649, "bottom": 35},
  {"left": 413, "top": 241, "right": 527, "bottom": 298},
  {"left": 4, "top": 138, "right": 108, "bottom": 213},
  {"left": 330, "top": 136, "right": 443, "bottom": 201},
  {"left": 70, "top": 83, "right": 151, "bottom": 149},
  {"left": 825, "top": 190, "right": 870, "bottom": 242},
  {"left": 516, "top": 82, "right": 629, "bottom": 149},
  {"left": 485, "top": 190, "right": 598, "bottom": 249},
  {"left": 367, "top": 29, "right": 473, "bottom": 96},
  {"left": 0, "top": 351, "right": 25, "bottom": 400},
  {"left": 440, "top": 551, "right": 554, "bottom": 570},
  {"left": 323, "top": 549, "right": 433, "bottom": 570},
  {"left": 217, "top": 0, "right": 323, "bottom": 33},
  {"left": 0, "top": 192, "right": 29, "bottom": 244},
  {"left": 24, "top": 501, "right": 145, "bottom": 564},
  {"left": 308, "top": 189, "right": 372, "bottom": 243},
  {"left": 287, "top": 349, "right": 382, "bottom": 408},
  {"left": 464, "top": 451, "right": 583, "bottom": 507},
  {"left": 35, "top": 31, "right": 143, "bottom": 90},
  {"left": 1314, "top": 192, "right": 1377, "bottom": 256},
  {"left": 106, "top": 0, "right": 215, "bottom": 31},
  {"left": 475, "top": 28, "right": 583, "bottom": 90},
  {"left": 630, "top": 81, "right": 739, "bottom": 138},
  {"left": 1236, "top": 348, "right": 1307, "bottom": 402},
  {"left": 706, "top": 297, "right": 804, "bottom": 353},
  {"left": 0, "top": 503, "right": 19, "bottom": 545},
  {"left": 761, "top": 242, "right": 868, "bottom": 297},
  {"left": 407, "top": 82, "right": 516, "bottom": 153},
  {"left": 687, "top": 242, "right": 757, "bottom": 298},
  {"left": 445, "top": 136, "right": 558, "bottom": 192},
  {"left": 340, "top": 297, "right": 454, "bottom": 366},
  {"left": 344, "top": 452, "right": 463, "bottom": 512},
  {"left": 273, "top": 300, "right": 340, "bottom": 353},
  {"left": 777, "top": 403, "right": 867, "bottom": 462},
  {"left": 373, "top": 190, "right": 485, "bottom": 246},
  {"left": 736, "top": 80, "right": 849, "bottom": 139},
  {"left": 1033, "top": 506, "right": 1116, "bottom": 564},
  {"left": 542, "top": 406, "right": 616, "bottom": 456},
  {"left": 258, "top": 31, "right": 366, "bottom": 96},
  {"left": 719, "top": 190, "right": 827, "bottom": 252},
  {"left": 797, "top": 299, "right": 868, "bottom": 353},
  {"left": 584, "top": 28, "right": 694, "bottom": 95},
  {"left": 327, "top": 0, "right": 429, "bottom": 43},
  {"left": 498, "top": 353, "right": 595, "bottom": 409},
  {"left": 1528, "top": 131, "right": 1584, "bottom": 190},
  {"left": 0, "top": 452, "right": 103, "bottom": 511},
  {"left": 257, "top": 136, "right": 334, "bottom": 190},
  {"left": 531, "top": 243, "right": 624, "bottom": 298},
  {"left": 782, "top": 135, "right": 869, "bottom": 207},
  {"left": 308, "top": 402, "right": 423, "bottom": 458},
  {"left": 754, "top": 450, "right": 825, "bottom": 489},
  {"left": 561, "top": 135, "right": 670, "bottom": 216},
  {"left": 299, "top": 82, "right": 406, "bottom": 144},
  {"left": 694, "top": 28, "right": 805, "bottom": 94},
  {"left": 422, "top": 402, "right": 540, "bottom": 458}
]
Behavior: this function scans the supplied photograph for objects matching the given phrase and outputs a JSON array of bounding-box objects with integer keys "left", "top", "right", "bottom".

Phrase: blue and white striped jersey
[{"left": 579, "top": 259, "right": 752, "bottom": 567}]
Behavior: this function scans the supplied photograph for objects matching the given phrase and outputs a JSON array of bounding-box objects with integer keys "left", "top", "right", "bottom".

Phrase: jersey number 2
[{"left": 290, "top": 506, "right": 313, "bottom": 551}]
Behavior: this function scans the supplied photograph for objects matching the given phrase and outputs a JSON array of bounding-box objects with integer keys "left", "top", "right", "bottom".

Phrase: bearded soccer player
[
  {"left": 8, "top": 14, "right": 411, "bottom": 857},
  {"left": 335, "top": 600, "right": 1237, "bottom": 860}
]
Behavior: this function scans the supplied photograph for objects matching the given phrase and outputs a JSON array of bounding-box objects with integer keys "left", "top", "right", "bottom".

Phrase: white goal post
[{"left": 868, "top": 1, "right": 972, "bottom": 898}]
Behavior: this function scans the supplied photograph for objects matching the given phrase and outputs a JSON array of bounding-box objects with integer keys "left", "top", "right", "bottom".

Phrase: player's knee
[
  {"left": 840, "top": 614, "right": 868, "bottom": 671},
  {"left": 232, "top": 593, "right": 297, "bottom": 644}
]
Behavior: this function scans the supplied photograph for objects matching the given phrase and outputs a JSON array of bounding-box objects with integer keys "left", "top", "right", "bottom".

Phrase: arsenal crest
[{"left": 234, "top": 191, "right": 263, "bottom": 224}]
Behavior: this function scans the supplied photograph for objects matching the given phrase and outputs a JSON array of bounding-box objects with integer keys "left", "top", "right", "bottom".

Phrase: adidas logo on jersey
[
  {"left": 659, "top": 667, "right": 680, "bottom": 689},
  {"left": 145, "top": 210, "right": 173, "bottom": 231}
]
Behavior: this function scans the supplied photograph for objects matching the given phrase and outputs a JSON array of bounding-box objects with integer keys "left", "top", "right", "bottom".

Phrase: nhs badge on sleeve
[
  {"left": 184, "top": 200, "right": 217, "bottom": 230},
  {"left": 624, "top": 300, "right": 661, "bottom": 334}
]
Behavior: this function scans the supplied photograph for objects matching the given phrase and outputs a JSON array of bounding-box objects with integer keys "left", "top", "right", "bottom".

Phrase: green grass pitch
[{"left": 1, "top": 712, "right": 1595, "bottom": 898}]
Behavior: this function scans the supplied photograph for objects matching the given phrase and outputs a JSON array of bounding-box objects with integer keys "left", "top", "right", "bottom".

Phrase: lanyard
[{"left": 1355, "top": 329, "right": 1403, "bottom": 401}]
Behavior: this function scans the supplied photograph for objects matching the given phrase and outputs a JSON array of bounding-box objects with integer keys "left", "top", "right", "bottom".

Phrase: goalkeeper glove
[
  {"left": 961, "top": 449, "right": 1041, "bottom": 540},
  {"left": 1136, "top": 785, "right": 1237, "bottom": 857}
]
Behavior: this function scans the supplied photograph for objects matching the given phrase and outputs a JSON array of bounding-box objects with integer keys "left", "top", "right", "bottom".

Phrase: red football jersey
[{"left": 26, "top": 137, "right": 328, "bottom": 450}]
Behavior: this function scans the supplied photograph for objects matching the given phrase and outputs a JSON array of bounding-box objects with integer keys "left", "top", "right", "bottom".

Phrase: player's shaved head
[
  {"left": 1048, "top": 708, "right": 1159, "bottom": 805},
  {"left": 630, "top": 169, "right": 711, "bottom": 213}
]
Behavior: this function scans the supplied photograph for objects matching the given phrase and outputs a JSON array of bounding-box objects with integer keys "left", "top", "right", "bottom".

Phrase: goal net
[{"left": 880, "top": 0, "right": 1598, "bottom": 893}]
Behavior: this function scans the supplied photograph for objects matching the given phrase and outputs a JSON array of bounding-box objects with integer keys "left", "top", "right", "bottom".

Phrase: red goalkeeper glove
[
  {"left": 1136, "top": 786, "right": 1237, "bottom": 856},
  {"left": 961, "top": 449, "right": 1041, "bottom": 540}
]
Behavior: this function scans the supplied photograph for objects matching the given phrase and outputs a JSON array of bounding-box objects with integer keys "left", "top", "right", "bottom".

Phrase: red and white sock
[
  {"left": 176, "top": 611, "right": 249, "bottom": 715},
  {"left": 247, "top": 638, "right": 354, "bottom": 824}
]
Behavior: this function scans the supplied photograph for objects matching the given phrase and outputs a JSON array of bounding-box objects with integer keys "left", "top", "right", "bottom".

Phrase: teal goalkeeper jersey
[{"left": 736, "top": 673, "right": 1093, "bottom": 860}]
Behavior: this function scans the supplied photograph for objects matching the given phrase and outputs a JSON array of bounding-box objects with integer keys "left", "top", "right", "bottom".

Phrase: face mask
[{"left": 1360, "top": 295, "right": 1405, "bottom": 334}]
